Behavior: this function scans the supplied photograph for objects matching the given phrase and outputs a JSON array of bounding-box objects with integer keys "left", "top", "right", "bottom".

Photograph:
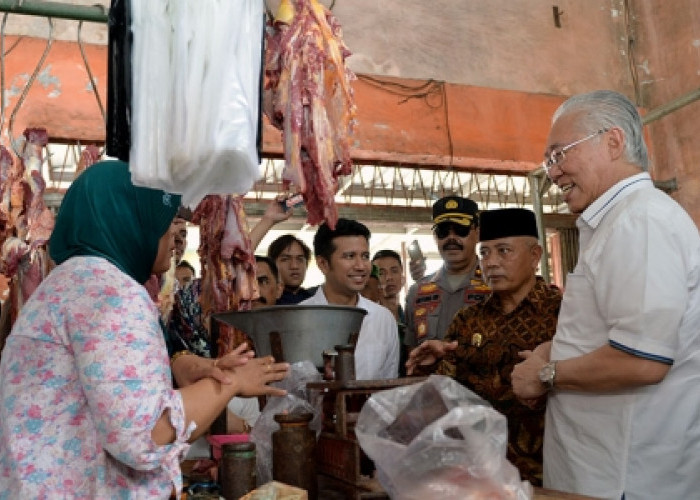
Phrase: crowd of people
[{"left": 0, "top": 90, "right": 698, "bottom": 499}]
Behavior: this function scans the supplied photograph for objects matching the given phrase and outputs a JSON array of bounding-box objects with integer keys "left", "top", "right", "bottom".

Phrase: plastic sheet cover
[
  {"left": 356, "top": 375, "right": 533, "bottom": 500},
  {"left": 129, "top": 0, "right": 264, "bottom": 207}
]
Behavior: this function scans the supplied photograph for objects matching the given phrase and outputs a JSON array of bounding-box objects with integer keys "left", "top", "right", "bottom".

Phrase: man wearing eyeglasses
[
  {"left": 511, "top": 90, "right": 700, "bottom": 499},
  {"left": 404, "top": 196, "right": 490, "bottom": 349}
]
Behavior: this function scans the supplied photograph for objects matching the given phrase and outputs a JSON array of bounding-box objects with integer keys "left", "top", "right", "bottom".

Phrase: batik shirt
[
  {"left": 167, "top": 278, "right": 211, "bottom": 357},
  {"left": 436, "top": 278, "right": 561, "bottom": 486},
  {"left": 167, "top": 277, "right": 250, "bottom": 359},
  {"left": 0, "top": 257, "right": 193, "bottom": 499}
]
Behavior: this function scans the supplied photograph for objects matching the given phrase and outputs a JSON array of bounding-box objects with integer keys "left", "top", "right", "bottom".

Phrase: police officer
[{"left": 404, "top": 196, "right": 489, "bottom": 348}]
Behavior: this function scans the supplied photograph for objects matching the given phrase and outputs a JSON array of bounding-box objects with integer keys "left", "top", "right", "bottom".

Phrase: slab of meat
[
  {"left": 25, "top": 170, "right": 54, "bottom": 248},
  {"left": 0, "top": 146, "right": 16, "bottom": 242},
  {"left": 0, "top": 237, "right": 28, "bottom": 278},
  {"left": 192, "top": 195, "right": 258, "bottom": 355},
  {"left": 0, "top": 128, "right": 54, "bottom": 328},
  {"left": 265, "top": 0, "right": 356, "bottom": 228},
  {"left": 18, "top": 128, "right": 51, "bottom": 246},
  {"left": 75, "top": 144, "right": 102, "bottom": 177}
]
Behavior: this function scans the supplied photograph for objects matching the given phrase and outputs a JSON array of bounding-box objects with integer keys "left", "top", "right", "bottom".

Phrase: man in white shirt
[
  {"left": 511, "top": 90, "right": 700, "bottom": 500},
  {"left": 301, "top": 218, "right": 399, "bottom": 380}
]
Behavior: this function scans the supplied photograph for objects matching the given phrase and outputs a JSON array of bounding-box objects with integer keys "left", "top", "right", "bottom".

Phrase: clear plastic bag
[
  {"left": 272, "top": 360, "right": 323, "bottom": 402},
  {"left": 129, "top": 0, "right": 263, "bottom": 207},
  {"left": 355, "top": 375, "right": 533, "bottom": 500},
  {"left": 250, "top": 362, "right": 323, "bottom": 486}
]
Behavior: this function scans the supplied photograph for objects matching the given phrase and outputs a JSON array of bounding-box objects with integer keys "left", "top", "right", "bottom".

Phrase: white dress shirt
[
  {"left": 545, "top": 173, "right": 700, "bottom": 499},
  {"left": 301, "top": 287, "right": 400, "bottom": 380}
]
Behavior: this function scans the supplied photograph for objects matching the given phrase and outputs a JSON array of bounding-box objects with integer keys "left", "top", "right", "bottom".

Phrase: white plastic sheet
[
  {"left": 130, "top": 0, "right": 263, "bottom": 207},
  {"left": 356, "top": 375, "right": 533, "bottom": 500}
]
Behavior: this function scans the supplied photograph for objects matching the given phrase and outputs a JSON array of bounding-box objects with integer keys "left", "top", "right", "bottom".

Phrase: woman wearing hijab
[{"left": 0, "top": 161, "right": 289, "bottom": 498}]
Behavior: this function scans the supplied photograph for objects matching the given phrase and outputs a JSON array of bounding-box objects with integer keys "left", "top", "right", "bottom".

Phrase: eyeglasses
[
  {"left": 433, "top": 222, "right": 471, "bottom": 239},
  {"left": 542, "top": 128, "right": 609, "bottom": 177}
]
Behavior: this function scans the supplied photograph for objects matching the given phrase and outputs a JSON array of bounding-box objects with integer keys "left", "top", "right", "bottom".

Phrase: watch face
[{"left": 539, "top": 363, "right": 554, "bottom": 384}]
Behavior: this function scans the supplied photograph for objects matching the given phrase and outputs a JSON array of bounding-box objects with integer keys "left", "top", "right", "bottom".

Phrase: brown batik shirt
[{"left": 436, "top": 277, "right": 562, "bottom": 486}]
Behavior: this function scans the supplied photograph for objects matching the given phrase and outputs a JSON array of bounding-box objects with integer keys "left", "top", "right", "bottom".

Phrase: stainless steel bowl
[{"left": 212, "top": 305, "right": 367, "bottom": 367}]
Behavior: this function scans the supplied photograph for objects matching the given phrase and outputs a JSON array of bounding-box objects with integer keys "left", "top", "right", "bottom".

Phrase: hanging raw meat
[
  {"left": 0, "top": 146, "right": 17, "bottom": 242},
  {"left": 264, "top": 0, "right": 357, "bottom": 228},
  {"left": 192, "top": 194, "right": 258, "bottom": 356},
  {"left": 20, "top": 129, "right": 53, "bottom": 249},
  {"left": 74, "top": 144, "right": 102, "bottom": 177},
  {"left": 0, "top": 128, "right": 53, "bottom": 326}
]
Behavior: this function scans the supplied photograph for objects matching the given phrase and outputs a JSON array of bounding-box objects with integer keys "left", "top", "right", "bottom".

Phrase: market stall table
[{"left": 180, "top": 460, "right": 601, "bottom": 500}]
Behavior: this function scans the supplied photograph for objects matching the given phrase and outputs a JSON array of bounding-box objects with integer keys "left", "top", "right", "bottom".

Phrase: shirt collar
[
  {"left": 317, "top": 285, "right": 361, "bottom": 307},
  {"left": 433, "top": 261, "right": 478, "bottom": 284},
  {"left": 313, "top": 286, "right": 328, "bottom": 303},
  {"left": 579, "top": 172, "right": 653, "bottom": 230},
  {"left": 485, "top": 277, "right": 552, "bottom": 314}
]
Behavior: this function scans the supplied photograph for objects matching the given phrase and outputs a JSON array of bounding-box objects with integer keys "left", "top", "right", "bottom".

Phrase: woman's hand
[
  {"left": 171, "top": 343, "right": 255, "bottom": 387},
  {"left": 249, "top": 196, "right": 292, "bottom": 250},
  {"left": 262, "top": 195, "right": 294, "bottom": 224},
  {"left": 214, "top": 342, "right": 256, "bottom": 371},
  {"left": 225, "top": 355, "right": 290, "bottom": 398},
  {"left": 158, "top": 352, "right": 289, "bottom": 445}
]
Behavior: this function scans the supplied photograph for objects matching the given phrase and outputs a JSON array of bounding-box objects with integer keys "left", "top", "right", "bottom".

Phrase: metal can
[
  {"left": 334, "top": 344, "right": 356, "bottom": 384},
  {"left": 272, "top": 412, "right": 317, "bottom": 500},
  {"left": 220, "top": 441, "right": 257, "bottom": 499}
]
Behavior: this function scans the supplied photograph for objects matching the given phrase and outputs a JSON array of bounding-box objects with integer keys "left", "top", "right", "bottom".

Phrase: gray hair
[{"left": 552, "top": 90, "right": 649, "bottom": 170}]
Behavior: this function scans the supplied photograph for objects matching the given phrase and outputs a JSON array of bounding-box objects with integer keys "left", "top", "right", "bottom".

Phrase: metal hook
[
  {"left": 263, "top": 0, "right": 274, "bottom": 22},
  {"left": 7, "top": 16, "right": 54, "bottom": 157},
  {"left": 77, "top": 20, "right": 106, "bottom": 126},
  {"left": 0, "top": 13, "right": 21, "bottom": 142},
  {"left": 0, "top": 12, "right": 9, "bottom": 139}
]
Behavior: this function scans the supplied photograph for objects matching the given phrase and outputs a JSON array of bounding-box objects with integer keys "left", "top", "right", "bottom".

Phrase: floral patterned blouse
[{"left": 0, "top": 257, "right": 194, "bottom": 499}]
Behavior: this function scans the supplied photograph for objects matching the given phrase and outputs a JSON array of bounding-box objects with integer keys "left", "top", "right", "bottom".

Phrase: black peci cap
[{"left": 479, "top": 208, "right": 539, "bottom": 242}]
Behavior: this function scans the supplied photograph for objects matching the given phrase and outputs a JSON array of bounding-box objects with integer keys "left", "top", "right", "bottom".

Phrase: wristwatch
[{"left": 538, "top": 361, "right": 557, "bottom": 391}]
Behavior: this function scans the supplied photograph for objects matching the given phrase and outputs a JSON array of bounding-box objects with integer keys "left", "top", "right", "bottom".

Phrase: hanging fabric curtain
[{"left": 128, "top": 0, "right": 264, "bottom": 208}]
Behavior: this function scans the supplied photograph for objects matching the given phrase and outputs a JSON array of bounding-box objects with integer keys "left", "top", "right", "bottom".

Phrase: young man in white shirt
[{"left": 301, "top": 218, "right": 399, "bottom": 380}]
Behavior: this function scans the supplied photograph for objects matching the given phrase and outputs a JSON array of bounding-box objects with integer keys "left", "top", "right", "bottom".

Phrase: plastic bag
[
  {"left": 129, "top": 0, "right": 263, "bottom": 207},
  {"left": 250, "top": 362, "right": 323, "bottom": 486},
  {"left": 272, "top": 360, "right": 323, "bottom": 402},
  {"left": 355, "top": 375, "right": 533, "bottom": 500}
]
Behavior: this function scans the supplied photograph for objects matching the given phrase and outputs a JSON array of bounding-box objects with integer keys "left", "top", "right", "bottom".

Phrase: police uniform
[
  {"left": 404, "top": 264, "right": 489, "bottom": 347},
  {"left": 404, "top": 196, "right": 489, "bottom": 348}
]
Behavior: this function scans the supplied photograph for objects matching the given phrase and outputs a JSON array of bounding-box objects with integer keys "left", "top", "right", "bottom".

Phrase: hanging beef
[
  {"left": 75, "top": 145, "right": 102, "bottom": 177},
  {"left": 192, "top": 194, "right": 258, "bottom": 356},
  {"left": 264, "top": 0, "right": 357, "bottom": 229},
  {"left": 0, "top": 129, "right": 53, "bottom": 325}
]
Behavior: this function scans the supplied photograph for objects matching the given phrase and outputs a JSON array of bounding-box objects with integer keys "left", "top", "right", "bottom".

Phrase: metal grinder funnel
[{"left": 213, "top": 305, "right": 367, "bottom": 368}]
